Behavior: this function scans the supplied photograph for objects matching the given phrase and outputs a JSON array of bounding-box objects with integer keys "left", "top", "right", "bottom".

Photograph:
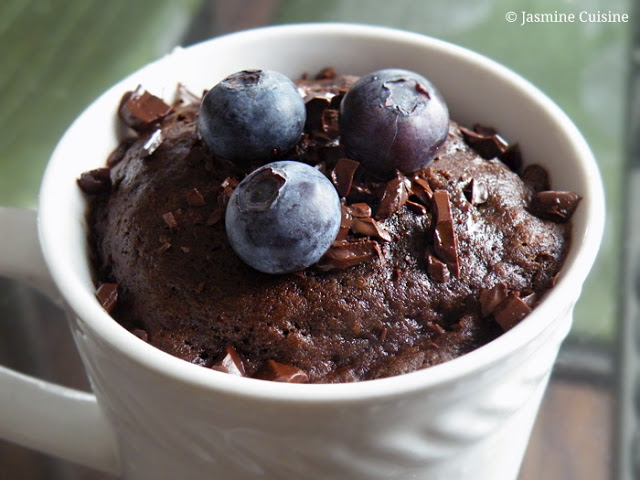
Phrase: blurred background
[{"left": 0, "top": 0, "right": 634, "bottom": 478}]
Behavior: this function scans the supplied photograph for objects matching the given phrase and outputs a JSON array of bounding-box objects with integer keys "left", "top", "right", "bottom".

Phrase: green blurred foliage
[{"left": 0, "top": 0, "right": 202, "bottom": 207}]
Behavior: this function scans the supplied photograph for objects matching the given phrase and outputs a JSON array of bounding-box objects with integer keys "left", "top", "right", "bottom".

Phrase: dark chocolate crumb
[
  {"left": 185, "top": 187, "right": 206, "bottom": 207},
  {"left": 316, "top": 239, "right": 382, "bottom": 271},
  {"left": 77, "top": 168, "right": 111, "bottom": 195},
  {"left": 254, "top": 359, "right": 309, "bottom": 383},
  {"left": 493, "top": 293, "right": 532, "bottom": 331},
  {"left": 118, "top": 86, "right": 172, "bottom": 131},
  {"left": 95, "top": 283, "right": 118, "bottom": 313},
  {"left": 426, "top": 254, "right": 450, "bottom": 283},
  {"left": 528, "top": 191, "right": 581, "bottom": 223},
  {"left": 431, "top": 190, "right": 460, "bottom": 278},
  {"left": 376, "top": 172, "right": 411, "bottom": 220},
  {"left": 331, "top": 158, "right": 360, "bottom": 197},
  {"left": 522, "top": 164, "right": 550, "bottom": 193},
  {"left": 162, "top": 212, "right": 178, "bottom": 230},
  {"left": 211, "top": 346, "right": 246, "bottom": 376},
  {"left": 479, "top": 283, "right": 509, "bottom": 317}
]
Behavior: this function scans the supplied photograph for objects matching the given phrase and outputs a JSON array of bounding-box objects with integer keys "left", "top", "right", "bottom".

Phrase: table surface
[{"left": 0, "top": 0, "right": 633, "bottom": 478}]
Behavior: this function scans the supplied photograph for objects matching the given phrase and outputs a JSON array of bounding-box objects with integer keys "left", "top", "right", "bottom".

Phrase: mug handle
[{"left": 0, "top": 207, "right": 120, "bottom": 475}]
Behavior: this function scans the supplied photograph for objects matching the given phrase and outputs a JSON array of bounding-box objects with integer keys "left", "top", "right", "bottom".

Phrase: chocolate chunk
[
  {"left": 409, "top": 176, "right": 434, "bottom": 204},
  {"left": 211, "top": 346, "right": 246, "bottom": 376},
  {"left": 118, "top": 86, "right": 172, "bottom": 131},
  {"left": 331, "top": 158, "right": 360, "bottom": 197},
  {"left": 459, "top": 125, "right": 506, "bottom": 160},
  {"left": 460, "top": 124, "right": 522, "bottom": 171},
  {"left": 95, "top": 283, "right": 118, "bottom": 313},
  {"left": 205, "top": 207, "right": 224, "bottom": 226},
  {"left": 426, "top": 254, "right": 450, "bottom": 283},
  {"left": 528, "top": 191, "right": 581, "bottom": 223},
  {"left": 142, "top": 129, "right": 163, "bottom": 157},
  {"left": 376, "top": 172, "right": 411, "bottom": 220},
  {"left": 316, "top": 239, "right": 382, "bottom": 270},
  {"left": 406, "top": 200, "right": 427, "bottom": 215},
  {"left": 77, "top": 168, "right": 111, "bottom": 194},
  {"left": 218, "top": 177, "right": 239, "bottom": 208},
  {"left": 479, "top": 283, "right": 508, "bottom": 317},
  {"left": 175, "top": 83, "right": 200, "bottom": 106},
  {"left": 156, "top": 242, "right": 171, "bottom": 254},
  {"left": 162, "top": 212, "right": 178, "bottom": 230},
  {"left": 500, "top": 143, "right": 522, "bottom": 172},
  {"left": 106, "top": 137, "right": 136, "bottom": 167},
  {"left": 461, "top": 177, "right": 489, "bottom": 205},
  {"left": 185, "top": 187, "right": 206, "bottom": 207},
  {"left": 254, "top": 359, "right": 309, "bottom": 383},
  {"left": 304, "top": 96, "right": 331, "bottom": 131},
  {"left": 321, "top": 108, "right": 340, "bottom": 138},
  {"left": 351, "top": 217, "right": 392, "bottom": 241},
  {"left": 336, "top": 205, "right": 353, "bottom": 241},
  {"left": 432, "top": 190, "right": 460, "bottom": 278},
  {"left": 132, "top": 328, "right": 149, "bottom": 342},
  {"left": 347, "top": 203, "right": 372, "bottom": 218},
  {"left": 522, "top": 164, "right": 550, "bottom": 192},
  {"left": 493, "top": 293, "right": 532, "bottom": 331}
]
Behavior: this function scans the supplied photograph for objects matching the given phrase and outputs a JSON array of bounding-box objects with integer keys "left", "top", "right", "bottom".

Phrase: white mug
[{"left": 0, "top": 23, "right": 604, "bottom": 479}]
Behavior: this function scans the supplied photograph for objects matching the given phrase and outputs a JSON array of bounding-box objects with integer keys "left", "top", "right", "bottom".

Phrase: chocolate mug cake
[{"left": 78, "top": 67, "right": 579, "bottom": 383}]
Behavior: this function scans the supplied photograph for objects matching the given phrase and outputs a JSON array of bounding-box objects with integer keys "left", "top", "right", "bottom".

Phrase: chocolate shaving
[
  {"left": 528, "top": 191, "right": 581, "bottom": 223},
  {"left": 254, "top": 359, "right": 309, "bottom": 383},
  {"left": 351, "top": 217, "right": 392, "bottom": 242},
  {"left": 304, "top": 97, "right": 331, "bottom": 131},
  {"left": 185, "top": 187, "right": 206, "bottom": 207},
  {"left": 175, "top": 83, "right": 200, "bottom": 105},
  {"left": 493, "top": 293, "right": 532, "bottom": 331},
  {"left": 162, "top": 212, "right": 178, "bottom": 230},
  {"left": 316, "top": 239, "right": 382, "bottom": 271},
  {"left": 156, "top": 242, "right": 171, "bottom": 254},
  {"left": 95, "top": 283, "right": 118, "bottom": 313},
  {"left": 479, "top": 283, "right": 509, "bottom": 317},
  {"left": 522, "top": 164, "right": 550, "bottom": 192},
  {"left": 426, "top": 254, "right": 450, "bottom": 283},
  {"left": 431, "top": 190, "right": 460, "bottom": 278},
  {"left": 211, "top": 346, "right": 246, "bottom": 376},
  {"left": 321, "top": 108, "right": 340, "bottom": 138},
  {"left": 206, "top": 207, "right": 224, "bottom": 226},
  {"left": 118, "top": 86, "right": 172, "bottom": 131},
  {"left": 142, "top": 129, "right": 163, "bottom": 157},
  {"left": 106, "top": 137, "right": 135, "bottom": 167},
  {"left": 460, "top": 124, "right": 522, "bottom": 171},
  {"left": 459, "top": 125, "right": 505, "bottom": 159},
  {"left": 500, "top": 143, "right": 523, "bottom": 172},
  {"left": 335, "top": 205, "right": 352, "bottom": 241},
  {"left": 132, "top": 329, "right": 149, "bottom": 342},
  {"left": 331, "top": 158, "right": 360, "bottom": 197},
  {"left": 77, "top": 168, "right": 111, "bottom": 194},
  {"left": 461, "top": 177, "right": 488, "bottom": 206},
  {"left": 376, "top": 172, "right": 411, "bottom": 220},
  {"left": 347, "top": 203, "right": 372, "bottom": 218},
  {"left": 406, "top": 200, "right": 427, "bottom": 215},
  {"left": 218, "top": 177, "right": 239, "bottom": 207},
  {"left": 409, "top": 176, "right": 434, "bottom": 204}
]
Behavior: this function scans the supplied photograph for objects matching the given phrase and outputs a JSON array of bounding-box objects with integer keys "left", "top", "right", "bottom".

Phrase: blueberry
[
  {"left": 339, "top": 68, "right": 449, "bottom": 177},
  {"left": 225, "top": 161, "right": 341, "bottom": 274},
  {"left": 198, "top": 69, "right": 306, "bottom": 164}
]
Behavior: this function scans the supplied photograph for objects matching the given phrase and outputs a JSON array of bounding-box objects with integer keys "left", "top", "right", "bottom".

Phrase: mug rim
[{"left": 38, "top": 22, "right": 605, "bottom": 402}]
